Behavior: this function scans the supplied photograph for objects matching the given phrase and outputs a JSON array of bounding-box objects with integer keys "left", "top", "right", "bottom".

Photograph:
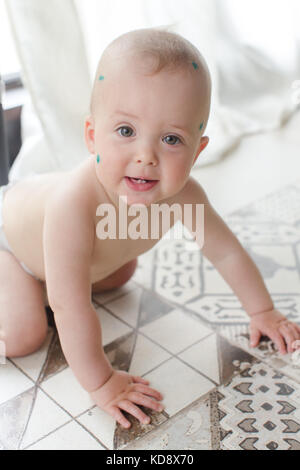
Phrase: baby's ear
[
  {"left": 193, "top": 136, "right": 209, "bottom": 165},
  {"left": 84, "top": 115, "right": 96, "bottom": 153}
]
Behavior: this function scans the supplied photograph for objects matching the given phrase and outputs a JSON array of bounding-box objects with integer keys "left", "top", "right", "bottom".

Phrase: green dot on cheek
[{"left": 97, "top": 155, "right": 100, "bottom": 164}]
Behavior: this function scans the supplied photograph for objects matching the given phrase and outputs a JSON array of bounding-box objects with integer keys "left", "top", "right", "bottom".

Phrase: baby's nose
[{"left": 135, "top": 152, "right": 158, "bottom": 166}]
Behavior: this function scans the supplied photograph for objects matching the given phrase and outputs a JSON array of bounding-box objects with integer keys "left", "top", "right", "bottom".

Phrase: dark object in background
[{"left": 0, "top": 75, "right": 10, "bottom": 185}]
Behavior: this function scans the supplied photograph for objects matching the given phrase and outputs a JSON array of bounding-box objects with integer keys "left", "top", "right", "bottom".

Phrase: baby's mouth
[{"left": 124, "top": 176, "right": 159, "bottom": 191}]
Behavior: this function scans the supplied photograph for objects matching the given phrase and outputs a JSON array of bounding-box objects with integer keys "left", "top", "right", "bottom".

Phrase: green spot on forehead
[
  {"left": 97, "top": 154, "right": 100, "bottom": 163},
  {"left": 199, "top": 122, "right": 204, "bottom": 130},
  {"left": 99, "top": 75, "right": 105, "bottom": 81},
  {"left": 192, "top": 62, "right": 199, "bottom": 70}
]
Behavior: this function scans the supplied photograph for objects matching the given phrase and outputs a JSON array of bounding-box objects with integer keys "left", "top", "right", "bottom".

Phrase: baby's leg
[{"left": 0, "top": 250, "right": 48, "bottom": 358}]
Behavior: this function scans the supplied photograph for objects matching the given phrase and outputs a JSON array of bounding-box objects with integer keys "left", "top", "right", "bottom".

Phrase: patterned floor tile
[{"left": 217, "top": 361, "right": 300, "bottom": 450}]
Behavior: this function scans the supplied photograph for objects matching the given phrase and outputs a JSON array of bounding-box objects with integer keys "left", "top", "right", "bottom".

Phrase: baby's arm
[
  {"left": 43, "top": 186, "right": 163, "bottom": 427},
  {"left": 181, "top": 177, "right": 300, "bottom": 354}
]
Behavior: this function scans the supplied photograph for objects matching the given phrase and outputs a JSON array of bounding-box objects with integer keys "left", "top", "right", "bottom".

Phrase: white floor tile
[
  {"left": 144, "top": 358, "right": 215, "bottom": 416},
  {"left": 179, "top": 334, "right": 220, "bottom": 384},
  {"left": 21, "top": 389, "right": 71, "bottom": 449},
  {"left": 105, "top": 288, "right": 143, "bottom": 327},
  {"left": 77, "top": 406, "right": 116, "bottom": 450},
  {"left": 27, "top": 420, "right": 104, "bottom": 450},
  {"left": 0, "top": 361, "right": 33, "bottom": 405},
  {"left": 129, "top": 334, "right": 171, "bottom": 377},
  {"left": 94, "top": 306, "right": 132, "bottom": 346},
  {"left": 140, "top": 309, "right": 213, "bottom": 354},
  {"left": 40, "top": 367, "right": 94, "bottom": 416}
]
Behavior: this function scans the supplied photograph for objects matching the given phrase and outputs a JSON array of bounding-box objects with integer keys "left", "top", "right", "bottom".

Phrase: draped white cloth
[{"left": 4, "top": 0, "right": 300, "bottom": 182}]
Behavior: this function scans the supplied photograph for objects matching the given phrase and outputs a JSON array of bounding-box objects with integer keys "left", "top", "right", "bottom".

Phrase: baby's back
[{"left": 2, "top": 172, "right": 68, "bottom": 281}]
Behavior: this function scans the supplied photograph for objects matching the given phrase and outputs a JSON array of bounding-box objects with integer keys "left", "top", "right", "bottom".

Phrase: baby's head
[{"left": 85, "top": 27, "right": 211, "bottom": 207}]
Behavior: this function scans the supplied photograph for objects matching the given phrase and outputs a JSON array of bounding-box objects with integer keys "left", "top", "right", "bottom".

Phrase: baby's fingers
[
  {"left": 131, "top": 376, "right": 150, "bottom": 385},
  {"left": 127, "top": 391, "right": 164, "bottom": 413},
  {"left": 118, "top": 400, "right": 150, "bottom": 426},
  {"left": 134, "top": 383, "right": 163, "bottom": 401},
  {"left": 271, "top": 331, "right": 287, "bottom": 355},
  {"left": 109, "top": 405, "right": 131, "bottom": 429},
  {"left": 279, "top": 324, "right": 297, "bottom": 354}
]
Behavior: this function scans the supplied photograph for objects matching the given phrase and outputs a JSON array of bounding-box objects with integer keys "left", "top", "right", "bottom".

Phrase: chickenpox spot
[
  {"left": 192, "top": 62, "right": 199, "bottom": 70},
  {"left": 199, "top": 122, "right": 204, "bottom": 131},
  {"left": 99, "top": 75, "right": 105, "bottom": 81},
  {"left": 97, "top": 154, "right": 100, "bottom": 164}
]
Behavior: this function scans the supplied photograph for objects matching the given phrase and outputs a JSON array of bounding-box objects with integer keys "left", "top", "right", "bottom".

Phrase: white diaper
[{"left": 0, "top": 182, "right": 40, "bottom": 281}]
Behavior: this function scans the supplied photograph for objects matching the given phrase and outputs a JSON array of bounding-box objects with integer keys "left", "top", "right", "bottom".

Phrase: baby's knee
[{"left": 3, "top": 316, "right": 48, "bottom": 358}]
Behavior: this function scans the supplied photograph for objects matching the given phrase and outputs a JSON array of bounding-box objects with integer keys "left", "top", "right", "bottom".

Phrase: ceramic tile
[
  {"left": 20, "top": 388, "right": 71, "bottom": 449},
  {"left": 153, "top": 240, "right": 202, "bottom": 304},
  {"left": 40, "top": 367, "right": 94, "bottom": 416},
  {"left": 124, "top": 396, "right": 212, "bottom": 450},
  {"left": 11, "top": 328, "right": 54, "bottom": 382},
  {"left": 186, "top": 295, "right": 247, "bottom": 324},
  {"left": 217, "top": 361, "right": 300, "bottom": 450},
  {"left": 179, "top": 333, "right": 255, "bottom": 386},
  {"left": 140, "top": 309, "right": 213, "bottom": 354},
  {"left": 143, "top": 357, "right": 215, "bottom": 417},
  {"left": 76, "top": 406, "right": 117, "bottom": 449},
  {"left": 131, "top": 249, "right": 154, "bottom": 289},
  {"left": 38, "top": 331, "right": 68, "bottom": 383},
  {"left": 94, "top": 306, "right": 133, "bottom": 346},
  {"left": 26, "top": 420, "right": 104, "bottom": 450},
  {"left": 128, "top": 334, "right": 172, "bottom": 377},
  {"left": 105, "top": 288, "right": 143, "bottom": 327},
  {"left": 220, "top": 322, "right": 300, "bottom": 384},
  {"left": 0, "top": 360, "right": 33, "bottom": 405},
  {"left": 77, "top": 404, "right": 167, "bottom": 450},
  {"left": 0, "top": 387, "right": 36, "bottom": 449}
]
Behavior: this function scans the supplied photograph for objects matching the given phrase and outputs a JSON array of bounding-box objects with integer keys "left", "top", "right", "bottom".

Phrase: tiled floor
[{"left": 1, "top": 179, "right": 300, "bottom": 450}]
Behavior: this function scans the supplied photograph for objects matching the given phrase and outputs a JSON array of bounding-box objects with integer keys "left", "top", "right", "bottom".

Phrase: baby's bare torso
[{"left": 2, "top": 157, "right": 179, "bottom": 285}]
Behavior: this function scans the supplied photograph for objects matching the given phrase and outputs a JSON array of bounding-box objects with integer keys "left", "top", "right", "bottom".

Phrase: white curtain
[{"left": 4, "top": 0, "right": 300, "bottom": 182}]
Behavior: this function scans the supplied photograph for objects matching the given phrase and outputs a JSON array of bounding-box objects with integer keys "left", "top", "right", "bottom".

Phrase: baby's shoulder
[{"left": 169, "top": 176, "right": 208, "bottom": 206}]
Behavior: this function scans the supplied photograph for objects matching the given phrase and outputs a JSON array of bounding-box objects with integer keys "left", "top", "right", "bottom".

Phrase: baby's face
[{"left": 85, "top": 58, "right": 209, "bottom": 207}]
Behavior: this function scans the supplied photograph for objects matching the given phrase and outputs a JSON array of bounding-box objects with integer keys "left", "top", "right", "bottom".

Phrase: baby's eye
[
  {"left": 163, "top": 135, "right": 182, "bottom": 146},
  {"left": 117, "top": 126, "right": 134, "bottom": 137}
]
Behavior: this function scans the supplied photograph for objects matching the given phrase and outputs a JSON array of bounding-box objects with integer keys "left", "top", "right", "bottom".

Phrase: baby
[{"left": 1, "top": 28, "right": 300, "bottom": 429}]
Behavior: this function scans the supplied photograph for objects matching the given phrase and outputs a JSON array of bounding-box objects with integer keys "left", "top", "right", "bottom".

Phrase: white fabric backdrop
[{"left": 4, "top": 0, "right": 300, "bottom": 182}]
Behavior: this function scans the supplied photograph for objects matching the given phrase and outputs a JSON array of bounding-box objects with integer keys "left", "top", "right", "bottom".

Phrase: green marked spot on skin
[
  {"left": 192, "top": 62, "right": 199, "bottom": 70},
  {"left": 99, "top": 75, "right": 105, "bottom": 81},
  {"left": 97, "top": 154, "right": 100, "bottom": 164},
  {"left": 199, "top": 122, "right": 204, "bottom": 131}
]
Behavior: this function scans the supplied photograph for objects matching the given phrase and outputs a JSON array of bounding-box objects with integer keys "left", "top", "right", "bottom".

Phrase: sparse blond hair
[{"left": 90, "top": 27, "right": 211, "bottom": 117}]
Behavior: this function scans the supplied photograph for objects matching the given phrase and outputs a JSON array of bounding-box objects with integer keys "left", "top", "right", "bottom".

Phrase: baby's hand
[
  {"left": 90, "top": 370, "right": 164, "bottom": 428},
  {"left": 249, "top": 309, "right": 300, "bottom": 354}
]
